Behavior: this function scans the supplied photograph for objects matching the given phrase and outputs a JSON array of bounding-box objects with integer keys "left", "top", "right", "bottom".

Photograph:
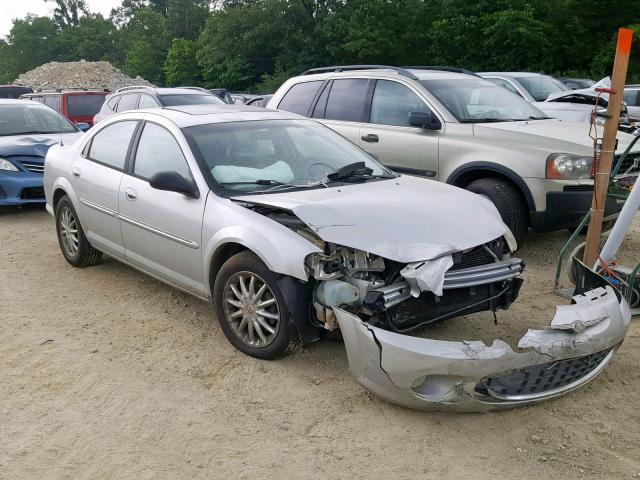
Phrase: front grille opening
[
  {"left": 475, "top": 348, "right": 612, "bottom": 400},
  {"left": 563, "top": 185, "right": 594, "bottom": 192},
  {"left": 20, "top": 187, "right": 45, "bottom": 200}
]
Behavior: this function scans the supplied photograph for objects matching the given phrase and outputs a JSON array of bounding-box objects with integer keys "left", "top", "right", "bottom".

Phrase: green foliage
[
  {"left": 1, "top": 0, "right": 640, "bottom": 89},
  {"left": 164, "top": 38, "right": 201, "bottom": 85}
]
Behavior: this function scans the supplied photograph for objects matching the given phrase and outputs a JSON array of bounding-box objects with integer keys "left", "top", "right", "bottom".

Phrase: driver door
[{"left": 118, "top": 121, "right": 207, "bottom": 296}]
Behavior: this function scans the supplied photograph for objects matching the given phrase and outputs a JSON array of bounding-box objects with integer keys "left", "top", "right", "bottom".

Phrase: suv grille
[{"left": 475, "top": 348, "right": 613, "bottom": 400}]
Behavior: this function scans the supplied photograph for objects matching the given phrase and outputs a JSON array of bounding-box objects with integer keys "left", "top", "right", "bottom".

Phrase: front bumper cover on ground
[{"left": 335, "top": 264, "right": 631, "bottom": 412}]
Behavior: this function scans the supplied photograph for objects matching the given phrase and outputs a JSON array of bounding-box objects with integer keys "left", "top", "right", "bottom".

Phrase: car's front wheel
[
  {"left": 466, "top": 178, "right": 528, "bottom": 245},
  {"left": 55, "top": 195, "right": 102, "bottom": 268},
  {"left": 214, "top": 251, "right": 298, "bottom": 359}
]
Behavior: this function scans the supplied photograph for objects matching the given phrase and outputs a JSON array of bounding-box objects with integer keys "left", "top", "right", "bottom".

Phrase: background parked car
[
  {"left": 0, "top": 99, "right": 82, "bottom": 206},
  {"left": 245, "top": 95, "right": 273, "bottom": 107},
  {"left": 624, "top": 84, "right": 640, "bottom": 123},
  {"left": 268, "top": 66, "right": 640, "bottom": 243},
  {"left": 0, "top": 85, "right": 33, "bottom": 99},
  {"left": 93, "top": 86, "right": 224, "bottom": 124},
  {"left": 209, "top": 88, "right": 234, "bottom": 104},
  {"left": 559, "top": 77, "right": 596, "bottom": 90},
  {"left": 20, "top": 89, "right": 108, "bottom": 128},
  {"left": 479, "top": 72, "right": 570, "bottom": 102}
]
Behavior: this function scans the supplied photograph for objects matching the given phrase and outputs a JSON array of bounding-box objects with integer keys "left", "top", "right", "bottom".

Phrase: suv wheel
[
  {"left": 466, "top": 178, "right": 528, "bottom": 245},
  {"left": 55, "top": 195, "right": 102, "bottom": 267},
  {"left": 214, "top": 251, "right": 299, "bottom": 360}
]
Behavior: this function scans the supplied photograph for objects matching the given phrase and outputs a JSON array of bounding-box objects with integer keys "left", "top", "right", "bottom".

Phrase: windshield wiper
[
  {"left": 219, "top": 179, "right": 286, "bottom": 186},
  {"left": 326, "top": 161, "right": 373, "bottom": 181},
  {"left": 526, "top": 115, "right": 553, "bottom": 120},
  {"left": 459, "top": 118, "right": 509, "bottom": 124},
  {"left": 219, "top": 179, "right": 322, "bottom": 193}
]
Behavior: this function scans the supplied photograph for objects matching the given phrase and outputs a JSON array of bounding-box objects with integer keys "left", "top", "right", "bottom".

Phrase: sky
[{"left": 1, "top": 0, "right": 122, "bottom": 38}]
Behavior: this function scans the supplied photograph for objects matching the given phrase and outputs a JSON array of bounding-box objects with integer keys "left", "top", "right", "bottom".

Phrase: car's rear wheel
[
  {"left": 214, "top": 251, "right": 298, "bottom": 359},
  {"left": 55, "top": 195, "right": 102, "bottom": 267},
  {"left": 466, "top": 178, "right": 528, "bottom": 246}
]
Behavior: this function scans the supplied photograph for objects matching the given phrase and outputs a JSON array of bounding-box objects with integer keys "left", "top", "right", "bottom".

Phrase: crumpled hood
[
  {"left": 233, "top": 175, "right": 509, "bottom": 262},
  {"left": 0, "top": 133, "right": 82, "bottom": 157},
  {"left": 473, "top": 119, "right": 640, "bottom": 155}
]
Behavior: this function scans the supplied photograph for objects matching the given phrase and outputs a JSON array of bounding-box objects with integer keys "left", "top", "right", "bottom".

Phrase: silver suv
[
  {"left": 93, "top": 86, "right": 224, "bottom": 124},
  {"left": 268, "top": 66, "right": 640, "bottom": 243}
]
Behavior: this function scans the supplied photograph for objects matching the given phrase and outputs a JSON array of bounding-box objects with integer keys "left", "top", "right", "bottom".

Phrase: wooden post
[{"left": 583, "top": 28, "right": 634, "bottom": 267}]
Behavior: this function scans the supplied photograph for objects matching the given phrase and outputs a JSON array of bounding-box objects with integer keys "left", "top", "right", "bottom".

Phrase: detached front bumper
[{"left": 335, "top": 278, "right": 630, "bottom": 412}]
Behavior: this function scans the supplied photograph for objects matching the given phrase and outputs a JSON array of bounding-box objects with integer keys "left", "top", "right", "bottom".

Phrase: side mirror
[
  {"left": 408, "top": 111, "right": 441, "bottom": 130},
  {"left": 76, "top": 122, "right": 91, "bottom": 132},
  {"left": 149, "top": 171, "right": 199, "bottom": 199}
]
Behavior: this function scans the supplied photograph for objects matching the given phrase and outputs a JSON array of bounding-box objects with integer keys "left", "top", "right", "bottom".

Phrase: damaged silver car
[{"left": 44, "top": 104, "right": 631, "bottom": 411}]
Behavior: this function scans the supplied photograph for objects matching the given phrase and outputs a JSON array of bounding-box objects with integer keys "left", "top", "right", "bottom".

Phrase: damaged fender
[{"left": 335, "top": 284, "right": 631, "bottom": 412}]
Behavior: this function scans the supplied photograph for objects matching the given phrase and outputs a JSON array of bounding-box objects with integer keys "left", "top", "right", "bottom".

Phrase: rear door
[
  {"left": 358, "top": 79, "right": 441, "bottom": 179},
  {"left": 72, "top": 120, "right": 139, "bottom": 258},
  {"left": 624, "top": 89, "right": 640, "bottom": 121},
  {"left": 118, "top": 120, "right": 207, "bottom": 296}
]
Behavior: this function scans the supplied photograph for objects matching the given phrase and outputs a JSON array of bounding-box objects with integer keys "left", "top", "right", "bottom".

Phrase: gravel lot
[{"left": 1, "top": 205, "right": 639, "bottom": 479}]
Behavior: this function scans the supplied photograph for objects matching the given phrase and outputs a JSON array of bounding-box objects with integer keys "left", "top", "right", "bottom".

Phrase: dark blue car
[{"left": 0, "top": 99, "right": 84, "bottom": 206}]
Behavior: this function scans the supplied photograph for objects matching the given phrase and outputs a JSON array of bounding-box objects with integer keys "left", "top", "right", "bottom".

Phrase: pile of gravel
[{"left": 14, "top": 60, "right": 155, "bottom": 92}]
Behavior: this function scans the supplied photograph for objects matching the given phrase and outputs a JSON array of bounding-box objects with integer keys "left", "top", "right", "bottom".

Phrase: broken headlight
[{"left": 305, "top": 246, "right": 386, "bottom": 280}]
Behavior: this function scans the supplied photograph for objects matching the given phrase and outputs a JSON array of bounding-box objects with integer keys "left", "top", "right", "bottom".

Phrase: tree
[
  {"left": 55, "top": 15, "right": 124, "bottom": 65},
  {"left": 164, "top": 38, "right": 201, "bottom": 85},
  {"left": 167, "top": 0, "right": 209, "bottom": 40},
  {"left": 45, "top": 0, "right": 89, "bottom": 28},
  {"left": 1, "top": 16, "right": 59, "bottom": 81},
  {"left": 121, "top": 7, "right": 170, "bottom": 84}
]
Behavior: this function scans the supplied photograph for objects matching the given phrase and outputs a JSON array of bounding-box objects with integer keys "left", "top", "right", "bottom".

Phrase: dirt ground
[{"left": 1, "top": 206, "right": 639, "bottom": 480}]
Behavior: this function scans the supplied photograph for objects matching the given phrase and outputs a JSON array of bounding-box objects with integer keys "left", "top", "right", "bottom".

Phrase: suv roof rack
[
  {"left": 33, "top": 87, "right": 111, "bottom": 93},
  {"left": 301, "top": 65, "right": 418, "bottom": 80},
  {"left": 114, "top": 85, "right": 155, "bottom": 94},
  {"left": 182, "top": 86, "right": 211, "bottom": 93},
  {"left": 403, "top": 66, "right": 480, "bottom": 77}
]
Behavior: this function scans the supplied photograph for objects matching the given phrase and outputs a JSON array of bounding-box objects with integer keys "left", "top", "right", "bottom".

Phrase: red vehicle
[{"left": 20, "top": 90, "right": 109, "bottom": 127}]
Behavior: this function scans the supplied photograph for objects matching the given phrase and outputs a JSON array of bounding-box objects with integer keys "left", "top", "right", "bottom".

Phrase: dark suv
[
  {"left": 93, "top": 86, "right": 224, "bottom": 124},
  {"left": 21, "top": 90, "right": 109, "bottom": 127},
  {"left": 0, "top": 85, "right": 33, "bottom": 99}
]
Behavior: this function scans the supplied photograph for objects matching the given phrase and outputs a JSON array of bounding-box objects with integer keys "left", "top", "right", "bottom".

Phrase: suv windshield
[
  {"left": 0, "top": 103, "right": 77, "bottom": 136},
  {"left": 419, "top": 78, "right": 548, "bottom": 123},
  {"left": 514, "top": 75, "right": 568, "bottom": 101},
  {"left": 159, "top": 94, "right": 224, "bottom": 107},
  {"left": 183, "top": 119, "right": 392, "bottom": 193}
]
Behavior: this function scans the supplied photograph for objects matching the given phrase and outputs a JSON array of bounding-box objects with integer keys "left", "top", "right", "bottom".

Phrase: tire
[
  {"left": 213, "top": 251, "right": 299, "bottom": 360},
  {"left": 55, "top": 195, "right": 102, "bottom": 268},
  {"left": 466, "top": 178, "right": 528, "bottom": 246}
]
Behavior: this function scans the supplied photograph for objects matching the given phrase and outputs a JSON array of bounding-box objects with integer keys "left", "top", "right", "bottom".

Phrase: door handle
[
  {"left": 361, "top": 133, "right": 379, "bottom": 143},
  {"left": 72, "top": 167, "right": 81, "bottom": 178},
  {"left": 125, "top": 188, "right": 138, "bottom": 201}
]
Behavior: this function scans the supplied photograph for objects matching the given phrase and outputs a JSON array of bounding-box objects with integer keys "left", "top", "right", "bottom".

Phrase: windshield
[
  {"left": 160, "top": 94, "right": 224, "bottom": 107},
  {"left": 183, "top": 119, "right": 392, "bottom": 193},
  {"left": 419, "top": 78, "right": 547, "bottom": 123},
  {"left": 514, "top": 75, "right": 569, "bottom": 101},
  {"left": 67, "top": 94, "right": 108, "bottom": 116},
  {"left": 0, "top": 103, "right": 77, "bottom": 136}
]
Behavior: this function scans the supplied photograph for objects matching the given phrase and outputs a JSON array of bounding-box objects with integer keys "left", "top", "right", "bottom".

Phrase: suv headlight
[
  {"left": 0, "top": 158, "right": 19, "bottom": 172},
  {"left": 546, "top": 153, "right": 593, "bottom": 180}
]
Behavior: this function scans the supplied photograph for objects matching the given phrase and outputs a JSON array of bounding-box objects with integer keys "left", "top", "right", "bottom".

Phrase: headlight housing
[
  {"left": 0, "top": 158, "right": 19, "bottom": 172},
  {"left": 546, "top": 153, "right": 593, "bottom": 180}
]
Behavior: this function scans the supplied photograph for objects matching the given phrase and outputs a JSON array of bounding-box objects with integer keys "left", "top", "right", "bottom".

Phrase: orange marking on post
[{"left": 617, "top": 28, "right": 633, "bottom": 55}]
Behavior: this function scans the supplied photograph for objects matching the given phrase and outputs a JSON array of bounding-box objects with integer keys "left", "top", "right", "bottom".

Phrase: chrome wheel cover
[
  {"left": 223, "top": 271, "right": 280, "bottom": 348},
  {"left": 59, "top": 207, "right": 79, "bottom": 257}
]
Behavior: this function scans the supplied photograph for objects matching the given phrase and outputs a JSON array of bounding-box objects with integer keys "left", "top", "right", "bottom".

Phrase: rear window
[
  {"left": 159, "top": 94, "right": 224, "bottom": 107},
  {"left": 67, "top": 95, "right": 107, "bottom": 116},
  {"left": 0, "top": 86, "right": 32, "bottom": 99},
  {"left": 277, "top": 81, "right": 323, "bottom": 116}
]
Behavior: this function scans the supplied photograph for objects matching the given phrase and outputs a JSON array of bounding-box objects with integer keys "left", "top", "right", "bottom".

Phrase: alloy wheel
[{"left": 59, "top": 207, "right": 79, "bottom": 257}]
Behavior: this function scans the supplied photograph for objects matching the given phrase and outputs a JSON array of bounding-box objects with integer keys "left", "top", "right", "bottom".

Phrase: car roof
[
  {"left": 117, "top": 104, "right": 304, "bottom": 128},
  {"left": 0, "top": 98, "right": 42, "bottom": 105},
  {"left": 115, "top": 87, "right": 213, "bottom": 96},
  {"left": 480, "top": 72, "right": 552, "bottom": 78}
]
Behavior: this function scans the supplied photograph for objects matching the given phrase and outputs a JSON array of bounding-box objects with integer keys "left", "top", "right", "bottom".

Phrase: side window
[
  {"left": 324, "top": 79, "right": 369, "bottom": 122},
  {"left": 277, "top": 81, "right": 322, "bottom": 116},
  {"left": 116, "top": 94, "right": 139, "bottom": 112},
  {"left": 487, "top": 78, "right": 522, "bottom": 97},
  {"left": 43, "top": 95, "right": 61, "bottom": 112},
  {"left": 311, "top": 82, "right": 331, "bottom": 118},
  {"left": 88, "top": 121, "right": 138, "bottom": 169},
  {"left": 107, "top": 95, "right": 119, "bottom": 110},
  {"left": 370, "top": 80, "right": 430, "bottom": 127},
  {"left": 623, "top": 90, "right": 639, "bottom": 106},
  {"left": 133, "top": 122, "right": 191, "bottom": 181},
  {"left": 138, "top": 94, "right": 159, "bottom": 109}
]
